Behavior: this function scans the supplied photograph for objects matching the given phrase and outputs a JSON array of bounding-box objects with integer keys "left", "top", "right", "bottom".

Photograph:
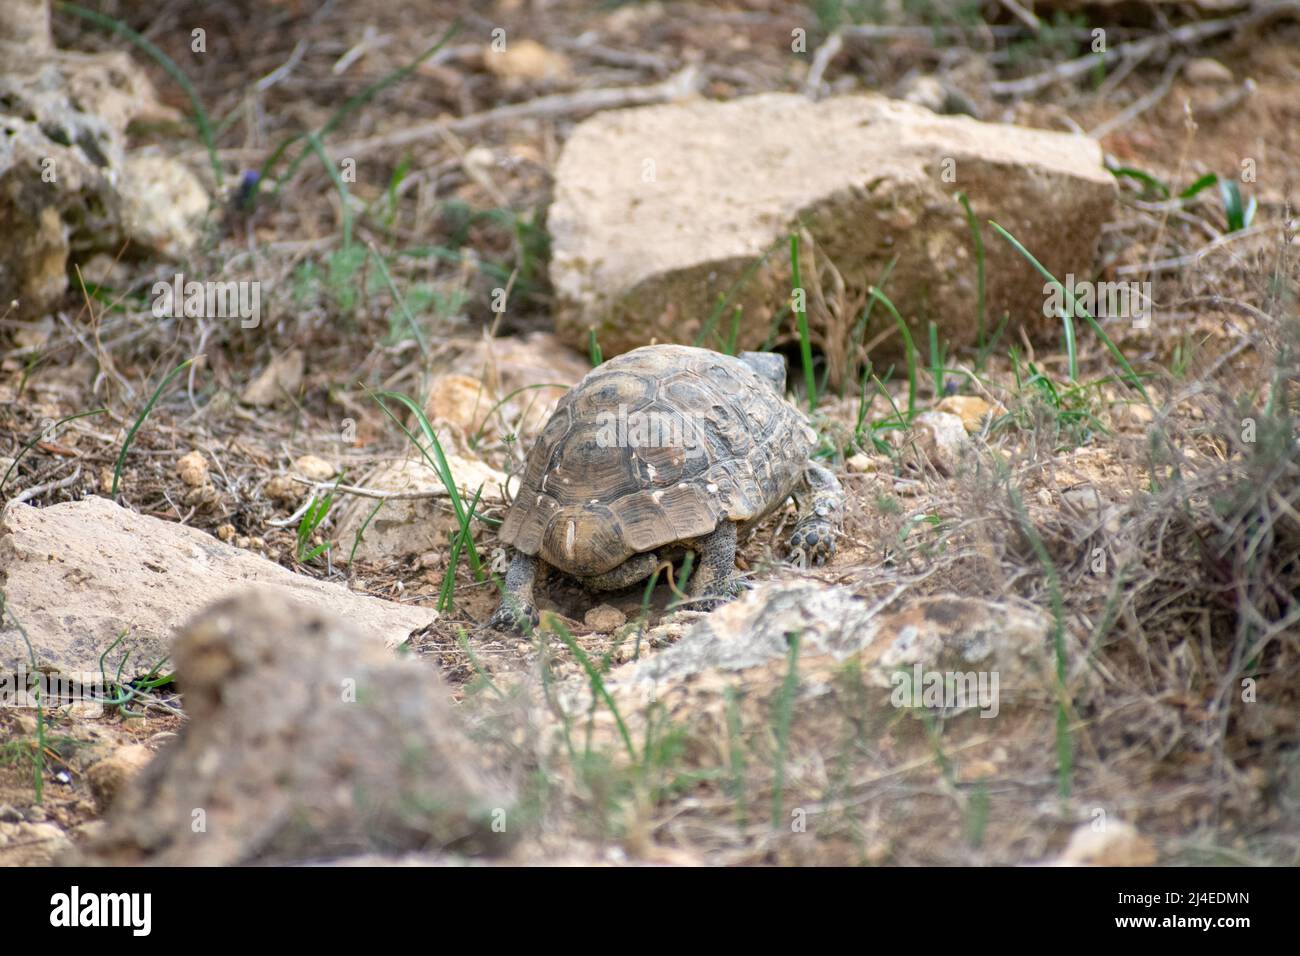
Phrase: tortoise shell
[{"left": 498, "top": 345, "right": 815, "bottom": 578}]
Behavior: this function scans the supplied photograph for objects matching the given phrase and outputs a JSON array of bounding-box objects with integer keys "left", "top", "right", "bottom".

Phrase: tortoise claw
[
  {"left": 787, "top": 520, "right": 836, "bottom": 568},
  {"left": 489, "top": 600, "right": 538, "bottom": 634}
]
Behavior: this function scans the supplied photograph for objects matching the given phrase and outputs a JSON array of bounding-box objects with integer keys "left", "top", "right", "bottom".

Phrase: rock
[
  {"left": 118, "top": 154, "right": 209, "bottom": 258},
  {"left": 75, "top": 592, "right": 513, "bottom": 865},
  {"left": 0, "top": 821, "right": 71, "bottom": 866},
  {"left": 899, "top": 75, "right": 977, "bottom": 117},
  {"left": 542, "top": 581, "right": 1090, "bottom": 865},
  {"left": 1056, "top": 820, "right": 1157, "bottom": 866},
  {"left": 0, "top": 495, "right": 437, "bottom": 677},
  {"left": 846, "top": 453, "right": 877, "bottom": 473},
  {"left": 935, "top": 395, "right": 1002, "bottom": 434},
  {"left": 0, "top": 22, "right": 205, "bottom": 318},
  {"left": 76, "top": 253, "right": 130, "bottom": 289},
  {"left": 241, "top": 349, "right": 304, "bottom": 406},
  {"left": 901, "top": 75, "right": 948, "bottom": 113},
  {"left": 549, "top": 94, "right": 1114, "bottom": 375},
  {"left": 453, "top": 332, "right": 592, "bottom": 441},
  {"left": 483, "top": 39, "right": 570, "bottom": 85},
  {"left": 1184, "top": 58, "right": 1234, "bottom": 85},
  {"left": 332, "top": 456, "right": 511, "bottom": 565},
  {"left": 87, "top": 744, "right": 154, "bottom": 809},
  {"left": 176, "top": 451, "right": 209, "bottom": 487},
  {"left": 423, "top": 373, "right": 496, "bottom": 435},
  {"left": 1121, "top": 402, "right": 1155, "bottom": 427},
  {"left": 627, "top": 581, "right": 1078, "bottom": 701},
  {"left": 11, "top": 316, "right": 53, "bottom": 351},
  {"left": 899, "top": 410, "right": 972, "bottom": 476},
  {"left": 583, "top": 604, "right": 627, "bottom": 631},
  {"left": 293, "top": 454, "right": 337, "bottom": 481},
  {"left": 263, "top": 474, "right": 301, "bottom": 503}
]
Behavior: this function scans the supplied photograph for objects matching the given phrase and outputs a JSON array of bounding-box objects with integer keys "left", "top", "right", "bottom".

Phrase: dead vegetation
[{"left": 0, "top": 0, "right": 1297, "bottom": 866}]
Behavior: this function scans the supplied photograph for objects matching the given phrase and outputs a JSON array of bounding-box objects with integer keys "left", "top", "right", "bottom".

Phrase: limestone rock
[
  {"left": 176, "top": 451, "right": 209, "bottom": 487},
  {"left": 0, "top": 496, "right": 436, "bottom": 677},
  {"left": 1056, "top": 820, "right": 1157, "bottom": 866},
  {"left": 74, "top": 592, "right": 513, "bottom": 865},
  {"left": 549, "top": 93, "right": 1114, "bottom": 374},
  {"left": 0, "top": 26, "right": 206, "bottom": 317},
  {"left": 935, "top": 395, "right": 1002, "bottom": 434},
  {"left": 898, "top": 410, "right": 973, "bottom": 476},
  {"left": 423, "top": 373, "right": 496, "bottom": 435}
]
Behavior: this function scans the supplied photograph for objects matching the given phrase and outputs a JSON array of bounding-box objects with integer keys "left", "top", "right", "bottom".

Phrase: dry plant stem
[
  {"left": 1141, "top": 105, "right": 1199, "bottom": 288},
  {"left": 333, "top": 65, "right": 704, "bottom": 158},
  {"left": 988, "top": 9, "right": 1265, "bottom": 97},
  {"left": 802, "top": 30, "right": 843, "bottom": 99},
  {"left": 1088, "top": 55, "right": 1184, "bottom": 141}
]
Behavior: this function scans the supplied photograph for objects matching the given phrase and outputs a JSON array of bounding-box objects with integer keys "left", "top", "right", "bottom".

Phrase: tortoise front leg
[
  {"left": 687, "top": 521, "right": 742, "bottom": 610},
  {"left": 489, "top": 551, "right": 542, "bottom": 632},
  {"left": 786, "top": 462, "right": 844, "bottom": 567}
]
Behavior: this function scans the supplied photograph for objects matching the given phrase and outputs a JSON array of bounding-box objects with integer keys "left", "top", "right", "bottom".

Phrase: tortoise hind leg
[
  {"left": 786, "top": 462, "right": 844, "bottom": 567},
  {"left": 489, "top": 551, "right": 542, "bottom": 632},
  {"left": 687, "top": 521, "right": 742, "bottom": 610}
]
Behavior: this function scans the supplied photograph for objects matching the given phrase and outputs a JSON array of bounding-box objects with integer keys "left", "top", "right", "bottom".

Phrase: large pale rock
[
  {"left": 0, "top": 496, "right": 436, "bottom": 677},
  {"left": 74, "top": 591, "right": 512, "bottom": 865},
  {"left": 550, "top": 93, "right": 1114, "bottom": 372}
]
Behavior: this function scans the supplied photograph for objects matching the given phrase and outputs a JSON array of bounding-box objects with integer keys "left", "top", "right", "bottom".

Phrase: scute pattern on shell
[{"left": 498, "top": 345, "right": 814, "bottom": 578}]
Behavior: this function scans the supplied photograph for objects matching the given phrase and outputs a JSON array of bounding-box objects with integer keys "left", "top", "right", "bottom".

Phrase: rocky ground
[{"left": 0, "top": 0, "right": 1297, "bottom": 866}]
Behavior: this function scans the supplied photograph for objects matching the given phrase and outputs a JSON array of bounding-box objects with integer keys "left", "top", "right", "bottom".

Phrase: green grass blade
[
  {"left": 988, "top": 221, "right": 1151, "bottom": 405},
  {"left": 112, "top": 358, "right": 198, "bottom": 498},
  {"left": 553, "top": 622, "right": 637, "bottom": 762},
  {"left": 370, "top": 389, "right": 483, "bottom": 576},
  {"left": 59, "top": 3, "right": 223, "bottom": 188},
  {"left": 956, "top": 193, "right": 986, "bottom": 354},
  {"left": 1179, "top": 172, "right": 1218, "bottom": 200},
  {"left": 1005, "top": 485, "right": 1073, "bottom": 798},
  {"left": 368, "top": 242, "right": 429, "bottom": 357},
  {"left": 789, "top": 233, "right": 818, "bottom": 410},
  {"left": 1107, "top": 165, "right": 1170, "bottom": 199},
  {"left": 867, "top": 288, "right": 917, "bottom": 419}
]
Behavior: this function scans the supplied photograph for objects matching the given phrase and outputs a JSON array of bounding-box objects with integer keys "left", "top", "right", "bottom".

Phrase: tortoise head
[{"left": 739, "top": 351, "right": 787, "bottom": 394}]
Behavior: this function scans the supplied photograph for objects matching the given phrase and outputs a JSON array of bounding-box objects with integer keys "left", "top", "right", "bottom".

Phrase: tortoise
[{"left": 489, "top": 344, "right": 844, "bottom": 631}]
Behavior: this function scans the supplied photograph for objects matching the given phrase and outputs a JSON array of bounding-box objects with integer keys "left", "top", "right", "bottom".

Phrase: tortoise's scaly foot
[
  {"left": 787, "top": 519, "right": 836, "bottom": 568},
  {"left": 489, "top": 600, "right": 538, "bottom": 634}
]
